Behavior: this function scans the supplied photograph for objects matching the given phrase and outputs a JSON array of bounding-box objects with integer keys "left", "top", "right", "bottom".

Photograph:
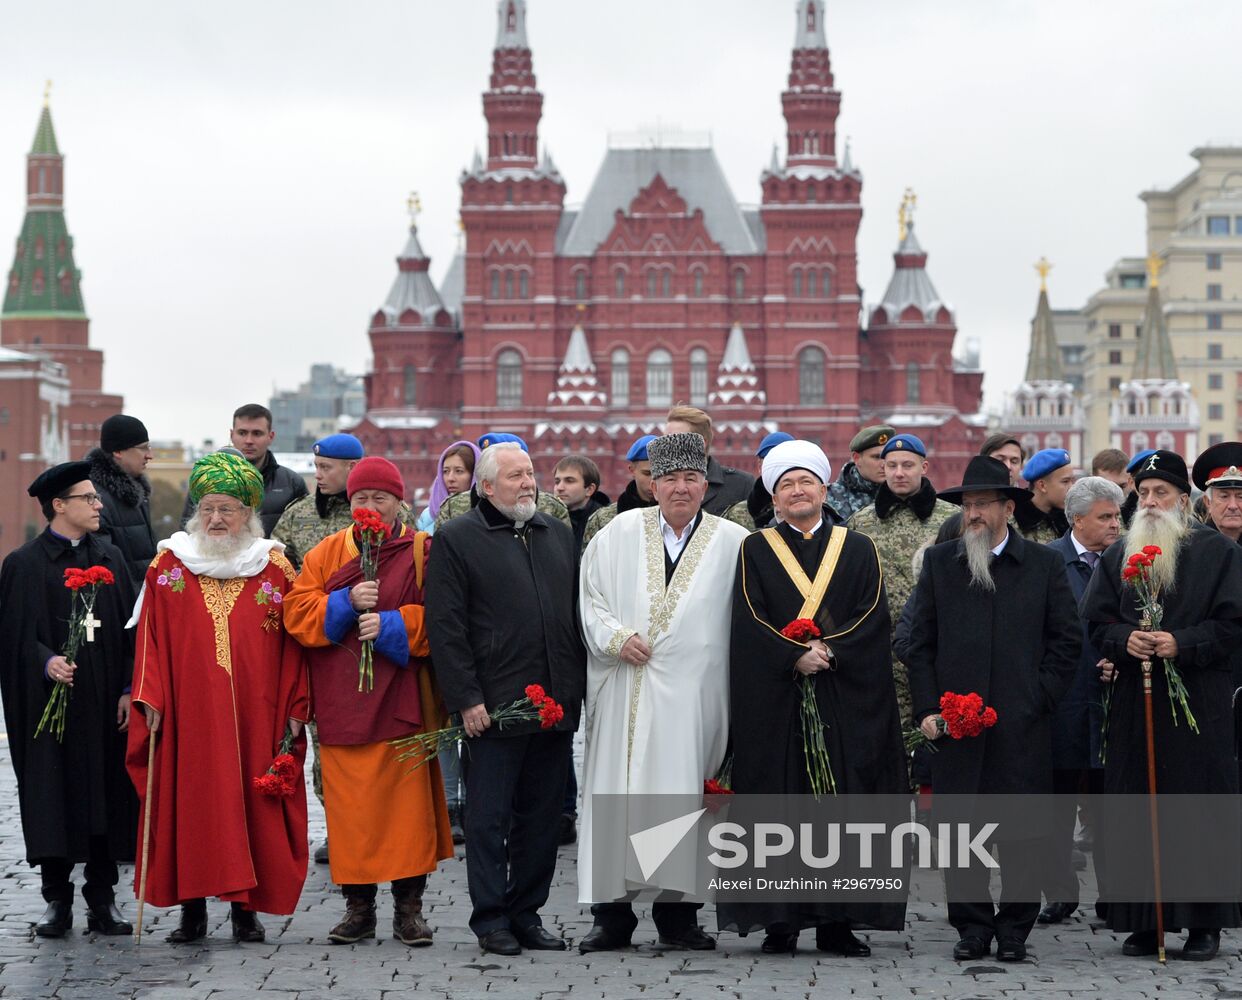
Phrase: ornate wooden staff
[
  {"left": 1139, "top": 607, "right": 1166, "bottom": 964},
  {"left": 134, "top": 727, "right": 156, "bottom": 945}
]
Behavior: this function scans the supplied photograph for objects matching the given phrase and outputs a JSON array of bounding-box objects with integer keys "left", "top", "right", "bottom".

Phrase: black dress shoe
[
  {"left": 166, "top": 899, "right": 208, "bottom": 944},
  {"left": 761, "top": 931, "right": 798, "bottom": 954},
  {"left": 34, "top": 900, "right": 72, "bottom": 938},
  {"left": 479, "top": 928, "right": 522, "bottom": 956},
  {"left": 230, "top": 903, "right": 266, "bottom": 943},
  {"left": 1182, "top": 928, "right": 1220, "bottom": 961},
  {"left": 1121, "top": 929, "right": 1158, "bottom": 956},
  {"left": 657, "top": 924, "right": 716, "bottom": 950},
  {"left": 514, "top": 924, "right": 566, "bottom": 950},
  {"left": 314, "top": 839, "right": 330, "bottom": 865},
  {"left": 1037, "top": 901, "right": 1077, "bottom": 924},
  {"left": 953, "top": 935, "right": 990, "bottom": 960},
  {"left": 816, "top": 923, "right": 870, "bottom": 957},
  {"left": 996, "top": 936, "right": 1027, "bottom": 962},
  {"left": 578, "top": 924, "right": 633, "bottom": 953},
  {"left": 558, "top": 813, "right": 577, "bottom": 846},
  {"left": 86, "top": 902, "right": 132, "bottom": 935}
]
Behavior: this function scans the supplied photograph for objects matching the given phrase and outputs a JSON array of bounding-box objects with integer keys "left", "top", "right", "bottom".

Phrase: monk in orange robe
[
  {"left": 284, "top": 456, "right": 453, "bottom": 947},
  {"left": 128, "top": 452, "right": 309, "bottom": 945}
]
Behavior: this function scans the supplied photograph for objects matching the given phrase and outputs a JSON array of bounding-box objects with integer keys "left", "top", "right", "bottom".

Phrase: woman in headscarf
[{"left": 416, "top": 441, "right": 480, "bottom": 534}]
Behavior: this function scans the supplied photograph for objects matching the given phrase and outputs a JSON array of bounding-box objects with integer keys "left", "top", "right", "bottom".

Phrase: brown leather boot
[
  {"left": 392, "top": 876, "right": 432, "bottom": 947},
  {"left": 328, "top": 893, "right": 377, "bottom": 944}
]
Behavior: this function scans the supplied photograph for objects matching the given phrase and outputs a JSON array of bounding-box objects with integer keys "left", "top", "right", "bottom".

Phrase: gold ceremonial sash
[{"left": 760, "top": 525, "right": 847, "bottom": 621}]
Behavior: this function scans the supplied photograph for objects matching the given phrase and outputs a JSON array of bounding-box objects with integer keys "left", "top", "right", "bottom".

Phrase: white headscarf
[{"left": 761, "top": 440, "right": 833, "bottom": 495}]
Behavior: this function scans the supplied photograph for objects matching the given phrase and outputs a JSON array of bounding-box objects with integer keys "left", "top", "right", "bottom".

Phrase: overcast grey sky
[{"left": 1, "top": 1, "right": 1236, "bottom": 446}]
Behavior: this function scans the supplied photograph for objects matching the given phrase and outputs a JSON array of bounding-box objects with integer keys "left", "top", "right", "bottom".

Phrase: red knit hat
[{"left": 347, "top": 456, "right": 405, "bottom": 499}]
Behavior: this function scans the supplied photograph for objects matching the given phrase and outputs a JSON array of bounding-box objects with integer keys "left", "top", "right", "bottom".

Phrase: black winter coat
[
  {"left": 903, "top": 530, "right": 1080, "bottom": 795},
  {"left": 425, "top": 497, "right": 585, "bottom": 736},
  {"left": 703, "top": 457, "right": 754, "bottom": 517},
  {"left": 86, "top": 447, "right": 156, "bottom": 585},
  {"left": 1047, "top": 531, "right": 1106, "bottom": 770}
]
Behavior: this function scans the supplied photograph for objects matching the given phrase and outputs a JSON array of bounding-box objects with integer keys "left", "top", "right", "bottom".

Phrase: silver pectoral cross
[{"left": 84, "top": 614, "right": 102, "bottom": 642}]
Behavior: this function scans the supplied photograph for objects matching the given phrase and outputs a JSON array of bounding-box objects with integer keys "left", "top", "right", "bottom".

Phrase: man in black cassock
[
  {"left": 1081, "top": 449, "right": 1242, "bottom": 961},
  {"left": 721, "top": 440, "right": 906, "bottom": 956},
  {"left": 0, "top": 462, "right": 138, "bottom": 937},
  {"left": 903, "top": 455, "right": 1080, "bottom": 963}
]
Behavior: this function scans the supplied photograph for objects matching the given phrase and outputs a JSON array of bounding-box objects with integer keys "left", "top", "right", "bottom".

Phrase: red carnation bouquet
[
  {"left": 352, "top": 508, "right": 391, "bottom": 693},
  {"left": 35, "top": 565, "right": 116, "bottom": 742},
  {"left": 253, "top": 726, "right": 299, "bottom": 797},
  {"left": 781, "top": 617, "right": 837, "bottom": 798},
  {"left": 391, "top": 684, "right": 566, "bottom": 771},
  {"left": 704, "top": 752, "right": 733, "bottom": 797},
  {"left": 904, "top": 691, "right": 997, "bottom": 754},
  {"left": 1113, "top": 544, "right": 1196, "bottom": 734}
]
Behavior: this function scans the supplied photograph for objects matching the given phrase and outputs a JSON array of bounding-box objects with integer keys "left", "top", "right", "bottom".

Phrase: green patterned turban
[{"left": 189, "top": 452, "right": 264, "bottom": 508}]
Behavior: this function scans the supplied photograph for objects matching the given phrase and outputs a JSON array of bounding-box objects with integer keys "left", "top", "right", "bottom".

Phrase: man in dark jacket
[
  {"left": 904, "top": 455, "right": 1080, "bottom": 963},
  {"left": 826, "top": 425, "right": 894, "bottom": 519},
  {"left": 553, "top": 454, "right": 610, "bottom": 555},
  {"left": 664, "top": 406, "right": 753, "bottom": 516},
  {"left": 1040, "top": 476, "right": 1122, "bottom": 925},
  {"left": 582, "top": 435, "right": 658, "bottom": 551},
  {"left": 179, "top": 404, "right": 308, "bottom": 537},
  {"left": 87, "top": 414, "right": 156, "bottom": 584},
  {"left": 426, "top": 442, "right": 585, "bottom": 957}
]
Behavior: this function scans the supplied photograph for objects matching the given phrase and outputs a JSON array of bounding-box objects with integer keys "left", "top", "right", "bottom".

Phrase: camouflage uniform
[
  {"left": 271, "top": 490, "right": 416, "bottom": 805},
  {"left": 434, "top": 488, "right": 571, "bottom": 534},
  {"left": 847, "top": 482, "right": 957, "bottom": 728},
  {"left": 826, "top": 462, "right": 883, "bottom": 520},
  {"left": 722, "top": 500, "right": 756, "bottom": 532},
  {"left": 1013, "top": 498, "right": 1068, "bottom": 546}
]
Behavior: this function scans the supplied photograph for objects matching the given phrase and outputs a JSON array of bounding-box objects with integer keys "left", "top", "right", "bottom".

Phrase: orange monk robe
[
  {"left": 283, "top": 525, "right": 453, "bottom": 886},
  {"left": 127, "top": 550, "right": 309, "bottom": 913}
]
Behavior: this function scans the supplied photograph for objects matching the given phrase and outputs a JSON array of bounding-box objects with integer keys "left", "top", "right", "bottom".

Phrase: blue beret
[
  {"left": 1127, "top": 449, "right": 1157, "bottom": 474},
  {"left": 1022, "top": 448, "right": 1071, "bottom": 483},
  {"left": 882, "top": 433, "right": 926, "bottom": 458},
  {"left": 626, "top": 434, "right": 658, "bottom": 462},
  {"left": 312, "top": 433, "right": 364, "bottom": 460},
  {"left": 756, "top": 431, "right": 795, "bottom": 458},
  {"left": 477, "top": 431, "right": 528, "bottom": 452}
]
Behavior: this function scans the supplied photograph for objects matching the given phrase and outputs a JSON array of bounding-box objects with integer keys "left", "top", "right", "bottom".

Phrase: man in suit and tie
[{"left": 1040, "top": 476, "right": 1123, "bottom": 925}]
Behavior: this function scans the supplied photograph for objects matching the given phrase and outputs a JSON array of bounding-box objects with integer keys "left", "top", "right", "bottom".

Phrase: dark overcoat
[{"left": 1047, "top": 530, "right": 1106, "bottom": 770}]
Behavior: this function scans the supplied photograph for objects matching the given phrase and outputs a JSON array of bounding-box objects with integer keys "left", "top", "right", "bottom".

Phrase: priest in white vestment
[{"left": 576, "top": 432, "right": 747, "bottom": 953}]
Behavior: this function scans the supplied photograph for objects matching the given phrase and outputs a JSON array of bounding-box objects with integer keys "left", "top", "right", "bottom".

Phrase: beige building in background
[{"left": 1072, "top": 146, "right": 1242, "bottom": 456}]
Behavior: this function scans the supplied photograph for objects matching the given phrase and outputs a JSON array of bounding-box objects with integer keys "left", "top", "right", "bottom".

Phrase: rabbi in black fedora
[{"left": 901, "top": 455, "right": 1080, "bottom": 963}]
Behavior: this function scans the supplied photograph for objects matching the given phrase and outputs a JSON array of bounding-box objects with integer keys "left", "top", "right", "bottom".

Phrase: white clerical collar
[{"left": 991, "top": 530, "right": 1010, "bottom": 557}]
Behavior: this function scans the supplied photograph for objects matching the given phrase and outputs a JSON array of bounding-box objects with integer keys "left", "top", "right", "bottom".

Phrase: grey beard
[
  {"left": 1125, "top": 506, "right": 1187, "bottom": 595},
  {"left": 962, "top": 525, "right": 996, "bottom": 592},
  {"left": 186, "top": 509, "right": 263, "bottom": 560},
  {"left": 492, "top": 497, "right": 537, "bottom": 525}
]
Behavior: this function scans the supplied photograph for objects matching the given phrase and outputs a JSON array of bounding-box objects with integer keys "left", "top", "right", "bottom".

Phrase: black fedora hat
[{"left": 938, "top": 455, "right": 1033, "bottom": 505}]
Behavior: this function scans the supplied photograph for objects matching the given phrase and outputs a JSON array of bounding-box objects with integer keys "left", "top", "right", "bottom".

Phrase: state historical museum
[{"left": 352, "top": 0, "right": 986, "bottom": 493}]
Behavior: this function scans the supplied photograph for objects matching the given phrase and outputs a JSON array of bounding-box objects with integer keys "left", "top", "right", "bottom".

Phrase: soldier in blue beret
[
  {"left": 1017, "top": 448, "right": 1074, "bottom": 544},
  {"left": 582, "top": 435, "right": 659, "bottom": 551}
]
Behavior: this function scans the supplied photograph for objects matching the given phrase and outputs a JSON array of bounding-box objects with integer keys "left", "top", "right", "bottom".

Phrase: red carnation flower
[
  {"left": 538, "top": 699, "right": 565, "bottom": 729},
  {"left": 781, "top": 618, "right": 821, "bottom": 643},
  {"left": 704, "top": 778, "right": 733, "bottom": 796},
  {"left": 1142, "top": 545, "right": 1162, "bottom": 557},
  {"left": 524, "top": 684, "right": 548, "bottom": 706}
]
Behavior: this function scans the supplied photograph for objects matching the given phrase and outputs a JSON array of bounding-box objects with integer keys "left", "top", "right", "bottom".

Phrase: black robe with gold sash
[{"left": 720, "top": 516, "right": 906, "bottom": 933}]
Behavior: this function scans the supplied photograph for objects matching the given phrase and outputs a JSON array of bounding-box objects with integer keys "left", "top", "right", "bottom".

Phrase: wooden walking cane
[
  {"left": 134, "top": 728, "right": 156, "bottom": 945},
  {"left": 1140, "top": 650, "right": 1167, "bottom": 964}
]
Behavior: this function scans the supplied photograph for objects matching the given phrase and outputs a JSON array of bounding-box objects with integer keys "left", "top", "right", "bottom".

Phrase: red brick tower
[{"left": 1, "top": 94, "right": 122, "bottom": 458}]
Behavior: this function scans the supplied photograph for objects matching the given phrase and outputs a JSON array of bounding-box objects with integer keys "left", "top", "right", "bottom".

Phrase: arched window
[
  {"left": 906, "top": 362, "right": 921, "bottom": 403},
  {"left": 403, "top": 364, "right": 417, "bottom": 406},
  {"left": 647, "top": 270, "right": 658, "bottom": 297},
  {"left": 611, "top": 347, "right": 630, "bottom": 407},
  {"left": 496, "top": 349, "right": 523, "bottom": 409},
  {"left": 1156, "top": 430, "right": 1175, "bottom": 450},
  {"left": 692, "top": 269, "right": 704, "bottom": 297},
  {"left": 798, "top": 346, "right": 824, "bottom": 405},
  {"left": 792, "top": 269, "right": 803, "bottom": 297},
  {"left": 490, "top": 270, "right": 500, "bottom": 298},
  {"left": 733, "top": 269, "right": 745, "bottom": 297},
  {"left": 807, "top": 2, "right": 816, "bottom": 31},
  {"left": 615, "top": 269, "right": 625, "bottom": 297},
  {"left": 574, "top": 272, "right": 587, "bottom": 299},
  {"left": 504, "top": 271, "right": 514, "bottom": 299},
  {"left": 505, "top": 183, "right": 514, "bottom": 204},
  {"left": 821, "top": 270, "right": 832, "bottom": 297},
  {"left": 806, "top": 182, "right": 817, "bottom": 203},
  {"left": 662, "top": 270, "right": 671, "bottom": 297},
  {"left": 646, "top": 348, "right": 673, "bottom": 408},
  {"left": 1130, "top": 431, "right": 1149, "bottom": 452},
  {"left": 518, "top": 271, "right": 529, "bottom": 299},
  {"left": 690, "top": 347, "right": 709, "bottom": 406}
]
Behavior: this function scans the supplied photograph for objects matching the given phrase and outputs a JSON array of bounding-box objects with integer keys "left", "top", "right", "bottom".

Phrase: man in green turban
[{"left": 126, "top": 450, "right": 311, "bottom": 944}]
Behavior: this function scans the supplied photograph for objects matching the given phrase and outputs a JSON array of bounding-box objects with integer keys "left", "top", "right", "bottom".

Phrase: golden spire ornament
[
  {"left": 1146, "top": 252, "right": 1165, "bottom": 288},
  {"left": 898, "top": 188, "right": 917, "bottom": 241},
  {"left": 1035, "top": 257, "right": 1053, "bottom": 292}
]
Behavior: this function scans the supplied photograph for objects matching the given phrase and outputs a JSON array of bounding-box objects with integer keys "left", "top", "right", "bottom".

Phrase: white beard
[
  {"left": 186, "top": 509, "right": 264, "bottom": 560},
  {"left": 962, "top": 524, "right": 996, "bottom": 592},
  {"left": 1124, "top": 505, "right": 1188, "bottom": 595},
  {"left": 493, "top": 496, "right": 537, "bottom": 525}
]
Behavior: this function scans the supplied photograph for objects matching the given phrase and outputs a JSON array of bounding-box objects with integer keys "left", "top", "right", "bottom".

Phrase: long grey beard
[
  {"left": 962, "top": 526, "right": 996, "bottom": 592},
  {"left": 186, "top": 510, "right": 263, "bottom": 560},
  {"left": 1124, "top": 506, "right": 1187, "bottom": 595},
  {"left": 492, "top": 497, "right": 537, "bottom": 526}
]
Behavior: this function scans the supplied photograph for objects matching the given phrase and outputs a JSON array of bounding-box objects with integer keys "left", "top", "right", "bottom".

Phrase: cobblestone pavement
[{"left": 1, "top": 735, "right": 1238, "bottom": 1000}]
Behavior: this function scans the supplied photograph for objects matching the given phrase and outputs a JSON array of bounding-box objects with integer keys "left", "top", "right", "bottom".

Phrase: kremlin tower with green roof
[{"left": 2, "top": 93, "right": 121, "bottom": 457}]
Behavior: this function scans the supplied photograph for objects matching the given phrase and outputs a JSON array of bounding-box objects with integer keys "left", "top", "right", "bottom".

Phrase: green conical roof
[
  {"left": 1024, "top": 287, "right": 1063, "bottom": 381},
  {"left": 31, "top": 105, "right": 59, "bottom": 156}
]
